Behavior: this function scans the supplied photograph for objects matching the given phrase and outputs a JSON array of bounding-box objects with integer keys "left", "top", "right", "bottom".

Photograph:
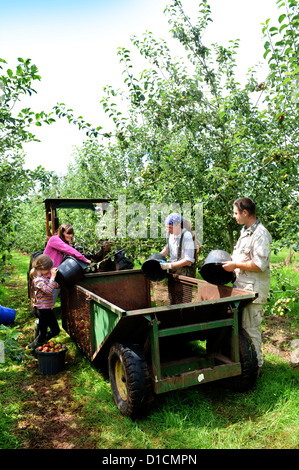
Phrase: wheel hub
[{"left": 115, "top": 359, "right": 127, "bottom": 401}]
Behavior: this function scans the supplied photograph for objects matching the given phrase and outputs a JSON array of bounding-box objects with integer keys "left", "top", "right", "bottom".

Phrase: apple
[{"left": 39, "top": 339, "right": 67, "bottom": 353}]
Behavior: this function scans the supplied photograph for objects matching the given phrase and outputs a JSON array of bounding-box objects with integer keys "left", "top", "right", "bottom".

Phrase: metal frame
[
  {"left": 148, "top": 301, "right": 241, "bottom": 394},
  {"left": 43, "top": 198, "right": 113, "bottom": 238}
]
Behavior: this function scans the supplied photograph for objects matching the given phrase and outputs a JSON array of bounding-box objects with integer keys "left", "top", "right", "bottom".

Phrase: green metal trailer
[{"left": 61, "top": 269, "right": 258, "bottom": 419}]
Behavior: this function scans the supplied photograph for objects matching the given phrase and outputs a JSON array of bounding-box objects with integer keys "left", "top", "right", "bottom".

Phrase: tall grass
[{"left": 0, "top": 251, "right": 298, "bottom": 450}]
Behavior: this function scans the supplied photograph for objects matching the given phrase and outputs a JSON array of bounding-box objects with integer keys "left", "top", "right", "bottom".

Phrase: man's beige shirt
[{"left": 232, "top": 219, "right": 272, "bottom": 304}]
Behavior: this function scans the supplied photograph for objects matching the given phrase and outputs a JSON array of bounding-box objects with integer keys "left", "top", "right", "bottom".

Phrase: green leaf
[{"left": 278, "top": 14, "right": 286, "bottom": 23}]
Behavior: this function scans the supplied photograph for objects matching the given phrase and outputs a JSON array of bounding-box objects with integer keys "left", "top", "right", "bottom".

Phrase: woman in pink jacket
[
  {"left": 43, "top": 223, "right": 91, "bottom": 303},
  {"left": 44, "top": 223, "right": 91, "bottom": 268}
]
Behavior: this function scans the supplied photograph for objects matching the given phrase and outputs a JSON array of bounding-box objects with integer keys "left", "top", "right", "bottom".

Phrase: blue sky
[{"left": 0, "top": 0, "right": 280, "bottom": 174}]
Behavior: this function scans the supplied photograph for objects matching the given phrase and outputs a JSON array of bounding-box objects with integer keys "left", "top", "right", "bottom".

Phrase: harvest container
[{"left": 35, "top": 347, "right": 67, "bottom": 375}]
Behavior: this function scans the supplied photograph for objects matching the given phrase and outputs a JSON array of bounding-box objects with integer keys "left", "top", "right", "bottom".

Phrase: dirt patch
[
  {"left": 17, "top": 362, "right": 95, "bottom": 449},
  {"left": 263, "top": 314, "right": 296, "bottom": 362}
]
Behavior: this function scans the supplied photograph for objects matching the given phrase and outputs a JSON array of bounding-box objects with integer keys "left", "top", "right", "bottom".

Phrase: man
[
  {"left": 223, "top": 198, "right": 272, "bottom": 372},
  {"left": 160, "top": 213, "right": 196, "bottom": 304}
]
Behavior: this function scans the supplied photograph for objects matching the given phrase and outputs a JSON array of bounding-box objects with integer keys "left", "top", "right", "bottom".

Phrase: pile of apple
[{"left": 37, "top": 340, "right": 67, "bottom": 353}]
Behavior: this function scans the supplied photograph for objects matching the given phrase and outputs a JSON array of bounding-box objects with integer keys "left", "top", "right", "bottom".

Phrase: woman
[
  {"left": 43, "top": 223, "right": 91, "bottom": 303},
  {"left": 160, "top": 213, "right": 195, "bottom": 276},
  {"left": 44, "top": 223, "right": 91, "bottom": 268},
  {"left": 160, "top": 213, "right": 196, "bottom": 305}
]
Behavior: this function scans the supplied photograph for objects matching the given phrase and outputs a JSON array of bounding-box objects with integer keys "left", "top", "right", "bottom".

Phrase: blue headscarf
[{"left": 165, "top": 212, "right": 183, "bottom": 226}]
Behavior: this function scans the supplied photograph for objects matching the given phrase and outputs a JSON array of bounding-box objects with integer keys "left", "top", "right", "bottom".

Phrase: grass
[{"left": 0, "top": 250, "right": 298, "bottom": 450}]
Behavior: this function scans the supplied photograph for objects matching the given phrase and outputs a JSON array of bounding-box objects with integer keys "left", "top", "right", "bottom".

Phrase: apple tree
[
  {"left": 0, "top": 57, "right": 58, "bottom": 273},
  {"left": 259, "top": 0, "right": 299, "bottom": 252},
  {"left": 88, "top": 0, "right": 298, "bottom": 255},
  {"left": 28, "top": 0, "right": 298, "bottom": 262}
]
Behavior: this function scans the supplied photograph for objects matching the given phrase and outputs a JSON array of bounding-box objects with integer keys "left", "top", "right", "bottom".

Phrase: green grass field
[{"left": 0, "top": 250, "right": 298, "bottom": 450}]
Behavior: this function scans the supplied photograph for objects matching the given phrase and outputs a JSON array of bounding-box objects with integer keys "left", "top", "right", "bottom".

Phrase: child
[{"left": 27, "top": 254, "right": 60, "bottom": 350}]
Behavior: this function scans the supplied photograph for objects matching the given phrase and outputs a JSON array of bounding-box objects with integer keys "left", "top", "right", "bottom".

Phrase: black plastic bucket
[
  {"left": 142, "top": 253, "right": 167, "bottom": 281},
  {"left": 56, "top": 256, "right": 88, "bottom": 287},
  {"left": 35, "top": 348, "right": 67, "bottom": 375},
  {"left": 199, "top": 250, "right": 236, "bottom": 285}
]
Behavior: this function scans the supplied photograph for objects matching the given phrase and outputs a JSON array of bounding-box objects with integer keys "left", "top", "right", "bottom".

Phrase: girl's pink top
[
  {"left": 33, "top": 276, "right": 60, "bottom": 309},
  {"left": 43, "top": 235, "right": 89, "bottom": 268}
]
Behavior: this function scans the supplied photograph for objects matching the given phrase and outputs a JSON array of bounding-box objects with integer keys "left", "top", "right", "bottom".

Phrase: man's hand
[
  {"left": 222, "top": 261, "right": 236, "bottom": 272},
  {"left": 223, "top": 260, "right": 261, "bottom": 272}
]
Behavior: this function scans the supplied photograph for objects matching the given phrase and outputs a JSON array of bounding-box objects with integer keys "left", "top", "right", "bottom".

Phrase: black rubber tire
[
  {"left": 228, "top": 328, "right": 259, "bottom": 392},
  {"left": 108, "top": 342, "right": 153, "bottom": 419}
]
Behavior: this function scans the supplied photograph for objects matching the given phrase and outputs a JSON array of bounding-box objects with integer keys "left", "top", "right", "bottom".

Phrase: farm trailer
[{"left": 60, "top": 269, "right": 259, "bottom": 419}]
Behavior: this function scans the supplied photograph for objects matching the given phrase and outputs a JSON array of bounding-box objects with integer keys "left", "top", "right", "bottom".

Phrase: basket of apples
[{"left": 35, "top": 340, "right": 68, "bottom": 375}]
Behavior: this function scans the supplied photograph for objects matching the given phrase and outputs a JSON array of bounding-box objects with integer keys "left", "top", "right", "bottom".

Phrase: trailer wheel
[
  {"left": 108, "top": 343, "right": 153, "bottom": 419},
  {"left": 228, "top": 328, "right": 258, "bottom": 392}
]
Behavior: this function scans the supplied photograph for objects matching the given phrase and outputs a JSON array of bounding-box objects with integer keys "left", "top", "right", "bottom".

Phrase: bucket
[
  {"left": 56, "top": 256, "right": 88, "bottom": 287},
  {"left": 199, "top": 250, "right": 236, "bottom": 285},
  {"left": 30, "top": 251, "right": 43, "bottom": 265},
  {"left": 0, "top": 305, "right": 16, "bottom": 325},
  {"left": 35, "top": 347, "right": 67, "bottom": 375},
  {"left": 114, "top": 248, "right": 134, "bottom": 270},
  {"left": 142, "top": 253, "right": 167, "bottom": 281}
]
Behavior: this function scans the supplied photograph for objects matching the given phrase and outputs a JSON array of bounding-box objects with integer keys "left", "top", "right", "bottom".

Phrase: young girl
[{"left": 28, "top": 254, "right": 61, "bottom": 350}]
